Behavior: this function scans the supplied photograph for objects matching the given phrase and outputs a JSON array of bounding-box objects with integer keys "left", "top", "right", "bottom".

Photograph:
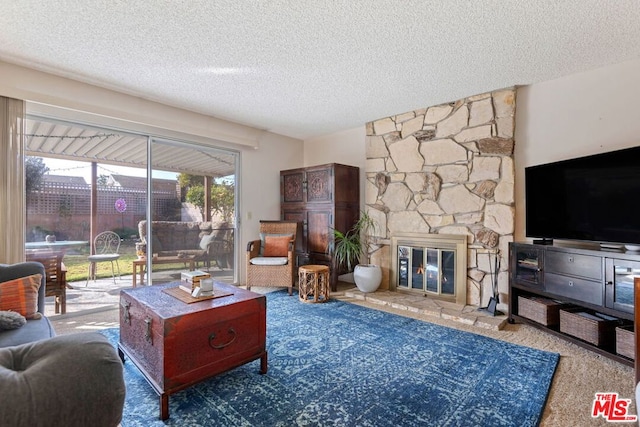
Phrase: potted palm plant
[{"left": 330, "top": 210, "right": 382, "bottom": 293}]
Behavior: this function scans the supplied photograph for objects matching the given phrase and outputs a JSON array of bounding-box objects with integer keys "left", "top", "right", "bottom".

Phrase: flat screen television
[{"left": 525, "top": 145, "right": 640, "bottom": 248}]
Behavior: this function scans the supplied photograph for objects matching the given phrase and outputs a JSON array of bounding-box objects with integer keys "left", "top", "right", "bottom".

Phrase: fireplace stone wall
[{"left": 364, "top": 88, "right": 516, "bottom": 308}]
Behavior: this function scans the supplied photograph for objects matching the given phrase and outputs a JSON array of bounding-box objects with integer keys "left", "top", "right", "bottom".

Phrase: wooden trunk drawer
[
  {"left": 544, "top": 272, "right": 603, "bottom": 306},
  {"left": 545, "top": 251, "right": 602, "bottom": 280}
]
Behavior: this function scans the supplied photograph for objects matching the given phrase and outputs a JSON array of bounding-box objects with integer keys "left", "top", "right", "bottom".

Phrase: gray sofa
[
  {"left": 0, "top": 261, "right": 54, "bottom": 347},
  {"left": 0, "top": 262, "right": 126, "bottom": 427}
]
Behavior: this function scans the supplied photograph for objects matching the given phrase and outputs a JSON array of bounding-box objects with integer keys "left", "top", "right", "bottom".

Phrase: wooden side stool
[{"left": 298, "top": 265, "right": 330, "bottom": 303}]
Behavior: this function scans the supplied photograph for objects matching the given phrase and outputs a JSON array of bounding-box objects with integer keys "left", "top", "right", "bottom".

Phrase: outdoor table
[
  {"left": 26, "top": 240, "right": 89, "bottom": 251},
  {"left": 132, "top": 255, "right": 196, "bottom": 287}
]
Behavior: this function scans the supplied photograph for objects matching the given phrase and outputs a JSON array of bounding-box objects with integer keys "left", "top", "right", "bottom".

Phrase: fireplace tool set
[{"left": 479, "top": 249, "right": 504, "bottom": 316}]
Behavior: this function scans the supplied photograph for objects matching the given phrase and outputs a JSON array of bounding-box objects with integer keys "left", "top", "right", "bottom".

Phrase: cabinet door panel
[
  {"left": 511, "top": 246, "right": 544, "bottom": 288},
  {"left": 282, "top": 171, "right": 305, "bottom": 203},
  {"left": 306, "top": 168, "right": 333, "bottom": 203},
  {"left": 307, "top": 210, "right": 331, "bottom": 255},
  {"left": 604, "top": 258, "right": 636, "bottom": 315},
  {"left": 333, "top": 165, "right": 360, "bottom": 203}
]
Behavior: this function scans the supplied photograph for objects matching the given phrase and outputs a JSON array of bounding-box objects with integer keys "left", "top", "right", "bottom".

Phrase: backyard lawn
[
  {"left": 61, "top": 240, "right": 199, "bottom": 283},
  {"left": 62, "top": 240, "right": 137, "bottom": 282}
]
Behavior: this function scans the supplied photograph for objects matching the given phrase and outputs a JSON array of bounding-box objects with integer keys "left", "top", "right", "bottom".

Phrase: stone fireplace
[{"left": 364, "top": 88, "right": 515, "bottom": 308}]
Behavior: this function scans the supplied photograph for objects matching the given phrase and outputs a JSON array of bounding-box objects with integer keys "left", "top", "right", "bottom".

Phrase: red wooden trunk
[{"left": 118, "top": 281, "right": 267, "bottom": 420}]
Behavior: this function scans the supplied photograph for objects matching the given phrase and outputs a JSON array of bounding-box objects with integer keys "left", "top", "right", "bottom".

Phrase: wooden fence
[{"left": 26, "top": 182, "right": 181, "bottom": 241}]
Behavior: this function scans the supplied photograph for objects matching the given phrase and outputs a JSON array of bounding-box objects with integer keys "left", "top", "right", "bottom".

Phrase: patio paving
[{"left": 45, "top": 266, "right": 235, "bottom": 316}]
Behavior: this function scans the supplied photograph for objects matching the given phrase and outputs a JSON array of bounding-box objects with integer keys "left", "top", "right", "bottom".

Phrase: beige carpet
[{"left": 49, "top": 282, "right": 635, "bottom": 426}]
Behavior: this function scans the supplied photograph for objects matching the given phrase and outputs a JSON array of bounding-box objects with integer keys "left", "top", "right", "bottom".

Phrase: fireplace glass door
[{"left": 398, "top": 245, "right": 456, "bottom": 296}]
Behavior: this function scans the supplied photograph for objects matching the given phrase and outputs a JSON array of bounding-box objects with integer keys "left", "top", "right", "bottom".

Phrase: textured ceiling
[{"left": 1, "top": 1, "right": 640, "bottom": 140}]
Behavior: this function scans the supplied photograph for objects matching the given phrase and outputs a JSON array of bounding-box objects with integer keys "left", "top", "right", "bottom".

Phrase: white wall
[
  {"left": 303, "top": 126, "right": 366, "bottom": 209},
  {"left": 514, "top": 58, "right": 640, "bottom": 241},
  {"left": 240, "top": 132, "right": 303, "bottom": 264}
]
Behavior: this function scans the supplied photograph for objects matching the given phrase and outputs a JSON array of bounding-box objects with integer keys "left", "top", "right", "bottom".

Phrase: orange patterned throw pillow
[
  {"left": 0, "top": 274, "right": 42, "bottom": 319},
  {"left": 263, "top": 235, "right": 292, "bottom": 257}
]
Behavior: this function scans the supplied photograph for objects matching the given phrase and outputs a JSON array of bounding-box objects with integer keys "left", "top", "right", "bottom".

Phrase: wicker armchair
[{"left": 246, "top": 221, "right": 298, "bottom": 295}]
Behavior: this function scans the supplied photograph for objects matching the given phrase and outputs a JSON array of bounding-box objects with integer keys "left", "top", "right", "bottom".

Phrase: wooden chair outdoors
[
  {"left": 26, "top": 251, "right": 67, "bottom": 314},
  {"left": 246, "top": 221, "right": 298, "bottom": 295},
  {"left": 87, "top": 231, "right": 121, "bottom": 285}
]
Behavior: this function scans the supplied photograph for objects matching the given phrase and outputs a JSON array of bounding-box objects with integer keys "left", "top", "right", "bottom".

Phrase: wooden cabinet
[
  {"left": 281, "top": 163, "right": 360, "bottom": 290},
  {"left": 509, "top": 242, "right": 636, "bottom": 366}
]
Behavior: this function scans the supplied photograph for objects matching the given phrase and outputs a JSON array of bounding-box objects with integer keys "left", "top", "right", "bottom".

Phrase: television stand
[
  {"left": 509, "top": 242, "right": 635, "bottom": 367},
  {"left": 532, "top": 238, "right": 553, "bottom": 245}
]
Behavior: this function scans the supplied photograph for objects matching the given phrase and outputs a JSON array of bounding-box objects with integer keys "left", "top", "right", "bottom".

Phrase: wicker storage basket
[
  {"left": 616, "top": 325, "right": 634, "bottom": 360},
  {"left": 559, "top": 308, "right": 618, "bottom": 347},
  {"left": 518, "top": 296, "right": 564, "bottom": 326}
]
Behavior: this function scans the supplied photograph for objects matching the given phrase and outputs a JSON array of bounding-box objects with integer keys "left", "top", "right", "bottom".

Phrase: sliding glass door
[
  {"left": 24, "top": 115, "right": 239, "bottom": 290},
  {"left": 148, "top": 138, "right": 238, "bottom": 285}
]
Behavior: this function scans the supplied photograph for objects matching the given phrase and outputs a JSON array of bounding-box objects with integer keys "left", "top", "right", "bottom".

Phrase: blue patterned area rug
[{"left": 102, "top": 290, "right": 559, "bottom": 427}]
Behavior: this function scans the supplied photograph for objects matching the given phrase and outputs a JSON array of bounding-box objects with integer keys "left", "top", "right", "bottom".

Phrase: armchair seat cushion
[{"left": 250, "top": 256, "right": 289, "bottom": 266}]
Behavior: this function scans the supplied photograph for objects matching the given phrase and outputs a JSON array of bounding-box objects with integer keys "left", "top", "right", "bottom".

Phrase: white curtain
[{"left": 0, "top": 96, "right": 25, "bottom": 263}]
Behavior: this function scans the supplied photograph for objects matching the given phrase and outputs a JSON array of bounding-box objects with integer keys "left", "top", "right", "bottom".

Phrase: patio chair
[
  {"left": 86, "top": 231, "right": 121, "bottom": 285},
  {"left": 246, "top": 221, "right": 297, "bottom": 295},
  {"left": 25, "top": 251, "right": 67, "bottom": 314}
]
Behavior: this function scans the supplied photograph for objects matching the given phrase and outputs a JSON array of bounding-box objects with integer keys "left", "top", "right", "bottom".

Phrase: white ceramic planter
[{"left": 353, "top": 264, "right": 382, "bottom": 293}]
